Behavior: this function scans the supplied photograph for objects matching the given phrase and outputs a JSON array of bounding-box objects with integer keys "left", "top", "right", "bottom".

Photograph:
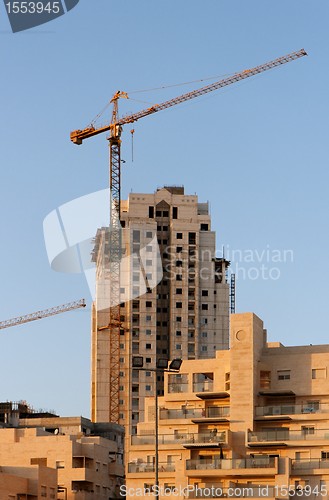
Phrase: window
[
  {"left": 321, "top": 452, "right": 329, "bottom": 460},
  {"left": 176, "top": 331, "right": 182, "bottom": 337},
  {"left": 146, "top": 245, "right": 152, "bottom": 252},
  {"left": 133, "top": 230, "right": 140, "bottom": 242},
  {"left": 189, "top": 232, "right": 196, "bottom": 244},
  {"left": 149, "top": 207, "right": 154, "bottom": 218},
  {"left": 146, "top": 231, "right": 153, "bottom": 238},
  {"left": 202, "top": 304, "right": 208, "bottom": 310},
  {"left": 176, "top": 288, "right": 182, "bottom": 294},
  {"left": 163, "top": 210, "right": 169, "bottom": 217},
  {"left": 202, "top": 290, "right": 208, "bottom": 297},
  {"left": 176, "top": 302, "right": 182, "bottom": 308},
  {"left": 278, "top": 370, "right": 291, "bottom": 380},
  {"left": 56, "top": 460, "right": 65, "bottom": 469},
  {"left": 146, "top": 357, "right": 151, "bottom": 363},
  {"left": 188, "top": 331, "right": 194, "bottom": 338},
  {"left": 188, "top": 344, "right": 195, "bottom": 353},
  {"left": 201, "top": 346, "right": 208, "bottom": 352},
  {"left": 176, "top": 246, "right": 183, "bottom": 253},
  {"left": 146, "top": 301, "right": 152, "bottom": 307},
  {"left": 146, "top": 329, "right": 152, "bottom": 335},
  {"left": 176, "top": 260, "right": 183, "bottom": 267},
  {"left": 302, "top": 426, "right": 315, "bottom": 436},
  {"left": 146, "top": 343, "right": 152, "bottom": 349},
  {"left": 146, "top": 385, "right": 151, "bottom": 391},
  {"left": 173, "top": 207, "right": 178, "bottom": 219},
  {"left": 156, "top": 210, "right": 162, "bottom": 217},
  {"left": 312, "top": 368, "right": 326, "bottom": 379},
  {"left": 146, "top": 259, "right": 152, "bottom": 266},
  {"left": 176, "top": 274, "right": 182, "bottom": 281},
  {"left": 132, "top": 385, "right": 139, "bottom": 393},
  {"left": 200, "top": 223, "right": 209, "bottom": 231},
  {"left": 176, "top": 232, "right": 183, "bottom": 239},
  {"left": 146, "top": 315, "right": 152, "bottom": 321},
  {"left": 41, "top": 486, "right": 47, "bottom": 498},
  {"left": 176, "top": 344, "right": 182, "bottom": 350},
  {"left": 176, "top": 316, "right": 182, "bottom": 322},
  {"left": 303, "top": 401, "right": 320, "bottom": 413},
  {"left": 201, "top": 332, "right": 208, "bottom": 338},
  {"left": 146, "top": 371, "right": 151, "bottom": 377},
  {"left": 162, "top": 225, "right": 168, "bottom": 231}
]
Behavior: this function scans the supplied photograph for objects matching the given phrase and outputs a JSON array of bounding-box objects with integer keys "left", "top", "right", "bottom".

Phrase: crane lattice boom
[
  {"left": 0, "top": 299, "right": 86, "bottom": 330},
  {"left": 71, "top": 49, "right": 307, "bottom": 144}
]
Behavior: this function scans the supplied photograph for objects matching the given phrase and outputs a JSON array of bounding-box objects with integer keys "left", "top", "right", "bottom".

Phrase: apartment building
[
  {"left": 91, "top": 186, "right": 230, "bottom": 433},
  {"left": 0, "top": 406, "right": 124, "bottom": 500},
  {"left": 126, "top": 312, "right": 329, "bottom": 499}
]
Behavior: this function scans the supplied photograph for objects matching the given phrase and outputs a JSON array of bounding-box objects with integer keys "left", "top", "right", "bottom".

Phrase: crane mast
[
  {"left": 0, "top": 299, "right": 86, "bottom": 330},
  {"left": 71, "top": 49, "right": 307, "bottom": 424}
]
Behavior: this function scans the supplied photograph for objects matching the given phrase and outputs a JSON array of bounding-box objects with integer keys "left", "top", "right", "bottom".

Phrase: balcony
[
  {"left": 168, "top": 383, "right": 189, "bottom": 394},
  {"left": 128, "top": 462, "right": 175, "bottom": 473},
  {"left": 255, "top": 403, "right": 328, "bottom": 418},
  {"left": 186, "top": 457, "right": 277, "bottom": 476},
  {"left": 159, "top": 406, "right": 230, "bottom": 421},
  {"left": 131, "top": 430, "right": 228, "bottom": 447},
  {"left": 160, "top": 408, "right": 204, "bottom": 419},
  {"left": 193, "top": 382, "right": 214, "bottom": 393},
  {"left": 248, "top": 429, "right": 329, "bottom": 446},
  {"left": 292, "top": 458, "right": 329, "bottom": 472}
]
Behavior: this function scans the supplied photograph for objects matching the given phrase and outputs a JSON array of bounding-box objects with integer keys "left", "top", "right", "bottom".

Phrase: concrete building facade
[
  {"left": 126, "top": 312, "right": 329, "bottom": 499},
  {"left": 0, "top": 411, "right": 124, "bottom": 500},
  {"left": 91, "top": 186, "right": 230, "bottom": 433}
]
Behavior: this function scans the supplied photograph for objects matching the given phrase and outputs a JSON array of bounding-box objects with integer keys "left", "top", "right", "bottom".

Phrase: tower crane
[
  {"left": 70, "top": 48, "right": 307, "bottom": 424},
  {"left": 0, "top": 299, "right": 86, "bottom": 330}
]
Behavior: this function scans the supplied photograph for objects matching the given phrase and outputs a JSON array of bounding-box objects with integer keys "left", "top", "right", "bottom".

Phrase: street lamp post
[{"left": 132, "top": 357, "right": 182, "bottom": 499}]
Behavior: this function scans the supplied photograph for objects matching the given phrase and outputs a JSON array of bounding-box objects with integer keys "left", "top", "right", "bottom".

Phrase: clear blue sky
[{"left": 0, "top": 0, "right": 328, "bottom": 418}]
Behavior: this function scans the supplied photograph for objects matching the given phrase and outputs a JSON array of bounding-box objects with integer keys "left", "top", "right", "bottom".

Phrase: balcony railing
[
  {"left": 131, "top": 431, "right": 226, "bottom": 446},
  {"left": 249, "top": 429, "right": 329, "bottom": 443},
  {"left": 193, "top": 382, "right": 214, "bottom": 392},
  {"left": 186, "top": 457, "right": 275, "bottom": 470},
  {"left": 128, "top": 462, "right": 175, "bottom": 473},
  {"left": 168, "top": 383, "right": 189, "bottom": 394},
  {"left": 159, "top": 406, "right": 230, "bottom": 420},
  {"left": 292, "top": 459, "right": 329, "bottom": 470},
  {"left": 160, "top": 408, "right": 204, "bottom": 419},
  {"left": 255, "top": 403, "right": 327, "bottom": 417}
]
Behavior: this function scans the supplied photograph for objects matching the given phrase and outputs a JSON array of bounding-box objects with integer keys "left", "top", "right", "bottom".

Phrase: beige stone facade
[
  {"left": 125, "top": 312, "right": 329, "bottom": 499},
  {"left": 0, "top": 415, "right": 124, "bottom": 500},
  {"left": 91, "top": 186, "right": 230, "bottom": 434},
  {"left": 0, "top": 464, "right": 57, "bottom": 499}
]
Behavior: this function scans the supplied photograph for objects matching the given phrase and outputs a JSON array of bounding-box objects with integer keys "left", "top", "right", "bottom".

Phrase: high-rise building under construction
[{"left": 91, "top": 186, "right": 230, "bottom": 434}]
